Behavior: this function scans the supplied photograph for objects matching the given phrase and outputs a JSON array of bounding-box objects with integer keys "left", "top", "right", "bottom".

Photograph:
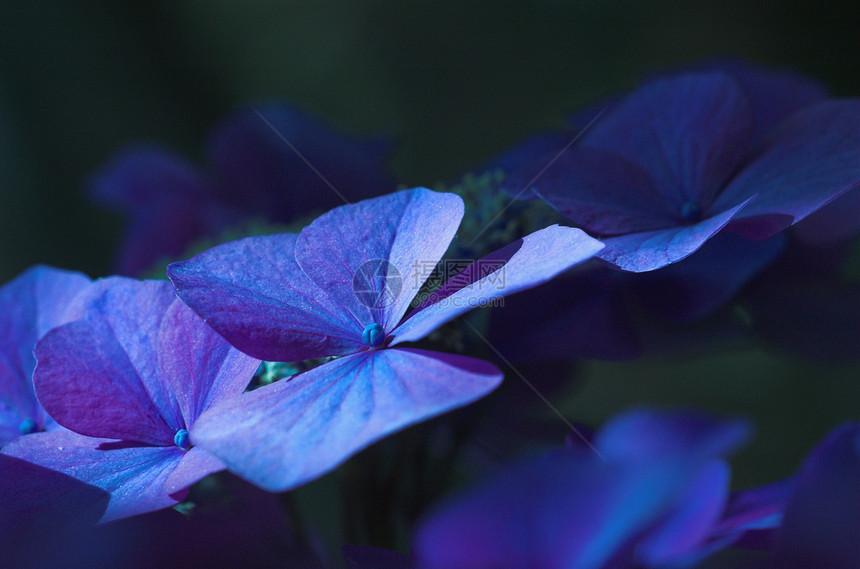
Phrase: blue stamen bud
[
  {"left": 18, "top": 418, "right": 37, "bottom": 435},
  {"left": 361, "top": 323, "right": 385, "bottom": 347},
  {"left": 174, "top": 429, "right": 191, "bottom": 450},
  {"left": 681, "top": 202, "right": 703, "bottom": 223}
]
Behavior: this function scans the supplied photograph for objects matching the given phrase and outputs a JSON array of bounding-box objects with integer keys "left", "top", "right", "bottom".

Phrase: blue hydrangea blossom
[
  {"left": 2, "top": 278, "right": 261, "bottom": 522},
  {"left": 414, "top": 409, "right": 751, "bottom": 569},
  {"left": 167, "top": 188, "right": 604, "bottom": 492},
  {"left": 504, "top": 68, "right": 860, "bottom": 273}
]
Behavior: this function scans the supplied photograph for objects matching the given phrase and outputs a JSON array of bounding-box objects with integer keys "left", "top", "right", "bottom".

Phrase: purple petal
[
  {"left": 630, "top": 232, "right": 785, "bottom": 321},
  {"left": 582, "top": 72, "right": 753, "bottom": 209},
  {"left": 596, "top": 196, "right": 754, "bottom": 272},
  {"left": 523, "top": 148, "right": 678, "bottom": 234},
  {"left": 0, "top": 453, "right": 109, "bottom": 567},
  {"left": 163, "top": 445, "right": 225, "bottom": 495},
  {"left": 157, "top": 299, "right": 260, "bottom": 427},
  {"left": 772, "top": 423, "right": 860, "bottom": 568},
  {"left": 416, "top": 451, "right": 701, "bottom": 569},
  {"left": 191, "top": 348, "right": 502, "bottom": 492},
  {"left": 88, "top": 145, "right": 211, "bottom": 207},
  {"left": 667, "top": 58, "right": 830, "bottom": 139},
  {"left": 391, "top": 225, "right": 604, "bottom": 345},
  {"left": 206, "top": 103, "right": 395, "bottom": 218},
  {"left": 295, "top": 188, "right": 464, "bottom": 332},
  {"left": 712, "top": 477, "right": 794, "bottom": 550},
  {"left": 594, "top": 408, "right": 751, "bottom": 464},
  {"left": 34, "top": 279, "right": 179, "bottom": 444},
  {"left": 169, "top": 233, "right": 363, "bottom": 362},
  {"left": 3, "top": 430, "right": 187, "bottom": 523},
  {"left": 0, "top": 266, "right": 92, "bottom": 445},
  {"left": 635, "top": 460, "right": 730, "bottom": 565},
  {"left": 792, "top": 186, "right": 860, "bottom": 245},
  {"left": 717, "top": 100, "right": 860, "bottom": 238}
]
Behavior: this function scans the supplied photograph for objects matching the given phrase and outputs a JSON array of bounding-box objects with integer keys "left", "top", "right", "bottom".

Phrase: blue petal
[
  {"left": 169, "top": 233, "right": 364, "bottom": 362},
  {"left": 772, "top": 423, "right": 860, "bottom": 568},
  {"left": 596, "top": 196, "right": 755, "bottom": 272},
  {"left": 190, "top": 349, "right": 502, "bottom": 492},
  {"left": 512, "top": 147, "right": 679, "bottom": 234},
  {"left": 295, "top": 188, "right": 464, "bottom": 333},
  {"left": 3, "top": 430, "right": 189, "bottom": 523},
  {"left": 716, "top": 100, "right": 860, "bottom": 238},
  {"left": 0, "top": 266, "right": 92, "bottom": 445},
  {"left": 582, "top": 72, "right": 753, "bottom": 209},
  {"left": 34, "top": 279, "right": 179, "bottom": 444},
  {"left": 594, "top": 408, "right": 751, "bottom": 464},
  {"left": 391, "top": 225, "right": 603, "bottom": 345},
  {"left": 157, "top": 299, "right": 260, "bottom": 427}
]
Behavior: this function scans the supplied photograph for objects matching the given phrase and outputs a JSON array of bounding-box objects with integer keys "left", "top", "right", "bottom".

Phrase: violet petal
[
  {"left": 3, "top": 430, "right": 187, "bottom": 523},
  {"left": 33, "top": 279, "right": 178, "bottom": 444},
  {"left": 582, "top": 72, "right": 753, "bottom": 209},
  {"left": 718, "top": 100, "right": 860, "bottom": 238},
  {"left": 191, "top": 348, "right": 502, "bottom": 492},
  {"left": 0, "top": 266, "right": 92, "bottom": 444},
  {"left": 157, "top": 299, "right": 260, "bottom": 427},
  {"left": 391, "top": 225, "right": 603, "bottom": 345},
  {"left": 295, "top": 188, "right": 464, "bottom": 332},
  {"left": 169, "top": 233, "right": 364, "bottom": 362},
  {"left": 596, "top": 196, "right": 754, "bottom": 272}
]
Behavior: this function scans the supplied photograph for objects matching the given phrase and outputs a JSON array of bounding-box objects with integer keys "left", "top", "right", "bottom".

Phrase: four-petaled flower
[{"left": 167, "top": 188, "right": 604, "bottom": 491}]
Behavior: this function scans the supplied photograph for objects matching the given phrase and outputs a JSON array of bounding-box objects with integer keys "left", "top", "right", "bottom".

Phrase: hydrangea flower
[
  {"left": 167, "top": 188, "right": 604, "bottom": 492},
  {"left": 413, "top": 409, "right": 751, "bottom": 569},
  {"left": 90, "top": 104, "right": 395, "bottom": 276},
  {"left": 2, "top": 278, "right": 261, "bottom": 522},
  {"left": 503, "top": 65, "right": 860, "bottom": 273},
  {"left": 770, "top": 422, "right": 860, "bottom": 568},
  {"left": 0, "top": 265, "right": 92, "bottom": 446}
]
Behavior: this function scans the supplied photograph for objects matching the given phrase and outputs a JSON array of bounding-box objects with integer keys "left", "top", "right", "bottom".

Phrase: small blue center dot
[
  {"left": 361, "top": 323, "right": 385, "bottom": 347},
  {"left": 18, "top": 418, "right": 38, "bottom": 435},
  {"left": 174, "top": 429, "right": 191, "bottom": 450},
  {"left": 680, "top": 202, "right": 703, "bottom": 223}
]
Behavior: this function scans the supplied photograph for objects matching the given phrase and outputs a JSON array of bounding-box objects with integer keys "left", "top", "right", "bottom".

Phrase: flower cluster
[{"left": 1, "top": 61, "right": 858, "bottom": 569}]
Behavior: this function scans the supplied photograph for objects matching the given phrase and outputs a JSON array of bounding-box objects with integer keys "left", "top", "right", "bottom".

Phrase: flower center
[
  {"left": 174, "top": 429, "right": 191, "bottom": 450},
  {"left": 18, "top": 418, "right": 38, "bottom": 435},
  {"left": 361, "top": 323, "right": 385, "bottom": 347},
  {"left": 680, "top": 202, "right": 703, "bottom": 223}
]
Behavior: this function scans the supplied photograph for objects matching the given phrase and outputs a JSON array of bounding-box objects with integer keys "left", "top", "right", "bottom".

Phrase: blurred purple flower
[
  {"left": 167, "top": 188, "right": 604, "bottom": 492},
  {"left": 414, "top": 409, "right": 751, "bottom": 569},
  {"left": 90, "top": 104, "right": 396, "bottom": 276},
  {"left": 503, "top": 63, "right": 859, "bottom": 273},
  {"left": 2, "top": 278, "right": 260, "bottom": 522},
  {"left": 770, "top": 422, "right": 860, "bottom": 568},
  {"left": 0, "top": 265, "right": 92, "bottom": 446}
]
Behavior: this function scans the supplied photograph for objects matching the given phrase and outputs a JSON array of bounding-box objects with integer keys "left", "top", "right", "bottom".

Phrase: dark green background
[{"left": 0, "top": 0, "right": 857, "bottom": 538}]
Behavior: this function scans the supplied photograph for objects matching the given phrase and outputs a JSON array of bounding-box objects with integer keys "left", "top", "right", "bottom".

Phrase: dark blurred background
[{"left": 0, "top": 0, "right": 857, "bottom": 499}]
